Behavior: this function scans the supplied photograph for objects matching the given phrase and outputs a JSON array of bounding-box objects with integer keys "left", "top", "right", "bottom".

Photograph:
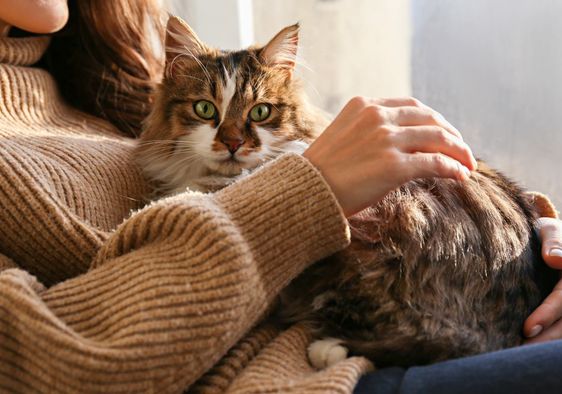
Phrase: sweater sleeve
[{"left": 0, "top": 153, "right": 350, "bottom": 393}]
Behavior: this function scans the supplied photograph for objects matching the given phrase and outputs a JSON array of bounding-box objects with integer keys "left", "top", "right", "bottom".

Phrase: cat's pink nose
[{"left": 222, "top": 138, "right": 245, "bottom": 154}]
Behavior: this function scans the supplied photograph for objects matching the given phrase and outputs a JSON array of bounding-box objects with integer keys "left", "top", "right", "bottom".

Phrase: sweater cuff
[{"left": 213, "top": 153, "right": 350, "bottom": 298}]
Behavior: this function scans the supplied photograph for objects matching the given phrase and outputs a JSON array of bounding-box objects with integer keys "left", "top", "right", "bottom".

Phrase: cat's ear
[
  {"left": 165, "top": 16, "right": 209, "bottom": 75},
  {"left": 259, "top": 23, "right": 299, "bottom": 75}
]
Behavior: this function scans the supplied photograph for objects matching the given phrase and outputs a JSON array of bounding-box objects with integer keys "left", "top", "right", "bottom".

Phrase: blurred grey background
[
  {"left": 169, "top": 0, "right": 561, "bottom": 209},
  {"left": 413, "top": 0, "right": 561, "bottom": 209}
]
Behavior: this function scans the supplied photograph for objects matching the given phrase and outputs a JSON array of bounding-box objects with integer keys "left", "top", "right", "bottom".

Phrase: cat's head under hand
[{"left": 138, "top": 16, "right": 325, "bottom": 194}]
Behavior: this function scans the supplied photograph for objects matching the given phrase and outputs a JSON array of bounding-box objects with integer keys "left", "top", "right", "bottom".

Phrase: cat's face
[{"left": 140, "top": 16, "right": 315, "bottom": 189}]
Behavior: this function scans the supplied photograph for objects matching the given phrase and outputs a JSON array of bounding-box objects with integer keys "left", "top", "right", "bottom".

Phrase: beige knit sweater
[{"left": 0, "top": 36, "right": 374, "bottom": 393}]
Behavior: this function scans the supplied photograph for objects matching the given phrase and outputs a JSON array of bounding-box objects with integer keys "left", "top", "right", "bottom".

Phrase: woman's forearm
[{"left": 0, "top": 153, "right": 349, "bottom": 393}]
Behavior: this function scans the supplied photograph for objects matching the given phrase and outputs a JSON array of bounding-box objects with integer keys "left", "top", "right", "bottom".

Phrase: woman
[{"left": 0, "top": 1, "right": 560, "bottom": 393}]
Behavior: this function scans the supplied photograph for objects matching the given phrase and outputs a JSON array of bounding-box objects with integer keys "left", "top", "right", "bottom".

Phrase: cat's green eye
[
  {"left": 194, "top": 100, "right": 217, "bottom": 120},
  {"left": 249, "top": 104, "right": 271, "bottom": 122}
]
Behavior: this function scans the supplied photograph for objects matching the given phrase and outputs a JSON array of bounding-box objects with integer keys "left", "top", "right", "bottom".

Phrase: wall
[
  {"left": 167, "top": 0, "right": 254, "bottom": 50},
  {"left": 412, "top": 0, "right": 562, "bottom": 208},
  {"left": 253, "top": 0, "right": 412, "bottom": 113}
]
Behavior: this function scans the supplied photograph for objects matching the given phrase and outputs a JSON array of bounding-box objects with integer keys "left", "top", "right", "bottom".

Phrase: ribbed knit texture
[{"left": 0, "top": 36, "right": 375, "bottom": 393}]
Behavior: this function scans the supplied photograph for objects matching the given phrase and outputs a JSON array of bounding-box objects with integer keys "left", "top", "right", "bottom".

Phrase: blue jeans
[{"left": 354, "top": 340, "right": 562, "bottom": 394}]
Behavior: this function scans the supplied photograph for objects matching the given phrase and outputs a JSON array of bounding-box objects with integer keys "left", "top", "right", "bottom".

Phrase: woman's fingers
[
  {"left": 405, "top": 152, "right": 471, "bottom": 182},
  {"left": 386, "top": 106, "right": 464, "bottom": 142},
  {"left": 371, "top": 97, "right": 423, "bottom": 108},
  {"left": 525, "top": 318, "right": 562, "bottom": 344},
  {"left": 304, "top": 96, "right": 473, "bottom": 216},
  {"left": 523, "top": 218, "right": 562, "bottom": 341},
  {"left": 395, "top": 126, "right": 477, "bottom": 171},
  {"left": 350, "top": 96, "right": 463, "bottom": 142},
  {"left": 524, "top": 277, "right": 562, "bottom": 342},
  {"left": 536, "top": 217, "right": 562, "bottom": 269}
]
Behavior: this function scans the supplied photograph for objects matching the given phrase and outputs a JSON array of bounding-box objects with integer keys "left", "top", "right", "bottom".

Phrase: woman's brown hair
[{"left": 43, "top": 0, "right": 166, "bottom": 137}]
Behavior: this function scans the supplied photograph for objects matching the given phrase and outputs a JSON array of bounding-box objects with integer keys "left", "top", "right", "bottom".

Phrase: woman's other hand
[
  {"left": 303, "top": 96, "right": 477, "bottom": 217},
  {"left": 524, "top": 217, "right": 562, "bottom": 343}
]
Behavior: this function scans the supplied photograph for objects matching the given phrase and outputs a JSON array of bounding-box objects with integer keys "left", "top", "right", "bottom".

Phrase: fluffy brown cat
[
  {"left": 137, "top": 16, "right": 557, "bottom": 370},
  {"left": 137, "top": 16, "right": 326, "bottom": 194},
  {"left": 280, "top": 167, "right": 556, "bottom": 368}
]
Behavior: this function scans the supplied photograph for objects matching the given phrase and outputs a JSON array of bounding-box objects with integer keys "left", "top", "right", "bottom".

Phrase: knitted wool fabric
[{"left": 0, "top": 35, "right": 376, "bottom": 393}]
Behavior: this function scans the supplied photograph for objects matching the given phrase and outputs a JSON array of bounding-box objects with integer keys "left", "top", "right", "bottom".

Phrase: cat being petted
[
  {"left": 138, "top": 16, "right": 557, "bottom": 370},
  {"left": 137, "top": 16, "right": 326, "bottom": 194}
]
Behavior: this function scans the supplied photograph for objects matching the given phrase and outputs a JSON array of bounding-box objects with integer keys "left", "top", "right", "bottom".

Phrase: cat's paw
[{"left": 308, "top": 338, "right": 349, "bottom": 369}]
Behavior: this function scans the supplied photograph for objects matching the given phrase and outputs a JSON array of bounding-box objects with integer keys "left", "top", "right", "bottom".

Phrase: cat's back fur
[{"left": 279, "top": 162, "right": 557, "bottom": 367}]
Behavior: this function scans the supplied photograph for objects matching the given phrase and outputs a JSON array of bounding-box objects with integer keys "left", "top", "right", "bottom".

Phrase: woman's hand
[
  {"left": 524, "top": 217, "right": 562, "bottom": 343},
  {"left": 303, "top": 96, "right": 477, "bottom": 217}
]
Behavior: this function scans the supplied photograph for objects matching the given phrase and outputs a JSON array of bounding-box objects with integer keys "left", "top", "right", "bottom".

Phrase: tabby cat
[
  {"left": 137, "top": 16, "right": 326, "bottom": 194},
  {"left": 137, "top": 16, "right": 557, "bottom": 369}
]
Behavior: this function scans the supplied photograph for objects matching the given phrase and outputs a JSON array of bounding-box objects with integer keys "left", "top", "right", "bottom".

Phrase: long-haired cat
[
  {"left": 137, "top": 16, "right": 558, "bottom": 370},
  {"left": 137, "top": 16, "right": 326, "bottom": 194}
]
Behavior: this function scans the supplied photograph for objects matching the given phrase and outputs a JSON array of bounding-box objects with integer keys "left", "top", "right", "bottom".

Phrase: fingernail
[
  {"left": 549, "top": 248, "right": 562, "bottom": 258},
  {"left": 462, "top": 166, "right": 471, "bottom": 178},
  {"left": 529, "top": 325, "right": 543, "bottom": 338}
]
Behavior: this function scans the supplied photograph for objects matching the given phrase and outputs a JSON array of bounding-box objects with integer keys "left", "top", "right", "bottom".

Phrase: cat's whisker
[
  {"left": 268, "top": 140, "right": 305, "bottom": 152},
  {"left": 137, "top": 138, "right": 187, "bottom": 145},
  {"left": 182, "top": 48, "right": 213, "bottom": 86},
  {"left": 175, "top": 153, "right": 200, "bottom": 162},
  {"left": 137, "top": 140, "right": 178, "bottom": 147},
  {"left": 174, "top": 74, "right": 207, "bottom": 83},
  {"left": 264, "top": 147, "right": 285, "bottom": 154},
  {"left": 138, "top": 147, "right": 175, "bottom": 156},
  {"left": 293, "top": 55, "right": 315, "bottom": 74},
  {"left": 269, "top": 102, "right": 282, "bottom": 114},
  {"left": 166, "top": 154, "right": 202, "bottom": 170},
  {"left": 169, "top": 50, "right": 213, "bottom": 87},
  {"left": 174, "top": 140, "right": 198, "bottom": 149},
  {"left": 297, "top": 73, "right": 322, "bottom": 100},
  {"left": 174, "top": 146, "right": 204, "bottom": 157},
  {"left": 138, "top": 142, "right": 180, "bottom": 151},
  {"left": 173, "top": 148, "right": 200, "bottom": 158},
  {"left": 173, "top": 151, "right": 198, "bottom": 159},
  {"left": 137, "top": 140, "right": 176, "bottom": 144}
]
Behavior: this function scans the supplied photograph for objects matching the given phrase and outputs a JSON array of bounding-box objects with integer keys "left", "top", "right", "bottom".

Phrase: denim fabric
[{"left": 354, "top": 340, "right": 562, "bottom": 394}]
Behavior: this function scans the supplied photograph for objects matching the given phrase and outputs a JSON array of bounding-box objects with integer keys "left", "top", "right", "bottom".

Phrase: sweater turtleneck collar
[
  {"left": 0, "top": 35, "right": 122, "bottom": 139},
  {"left": 0, "top": 35, "right": 62, "bottom": 128},
  {"left": 0, "top": 35, "right": 50, "bottom": 66}
]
